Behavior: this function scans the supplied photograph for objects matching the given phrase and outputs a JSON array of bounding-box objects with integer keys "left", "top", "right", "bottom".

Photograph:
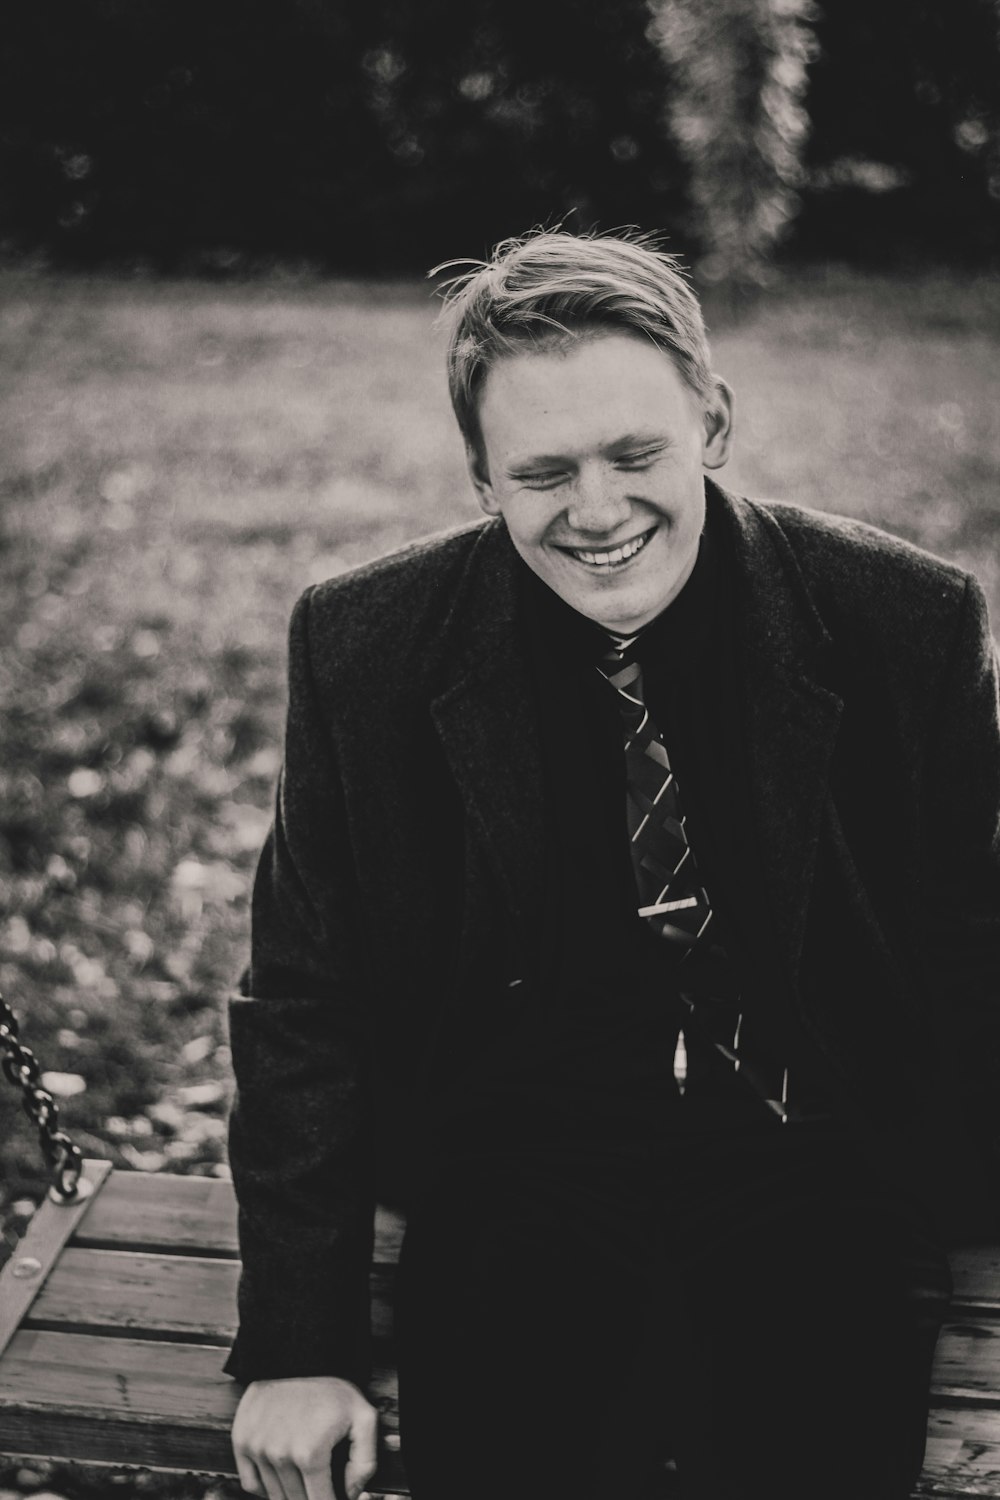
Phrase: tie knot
[
  {"left": 599, "top": 636, "right": 644, "bottom": 687},
  {"left": 596, "top": 642, "right": 645, "bottom": 721}
]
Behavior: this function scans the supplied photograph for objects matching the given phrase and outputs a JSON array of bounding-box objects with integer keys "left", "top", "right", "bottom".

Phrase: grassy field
[{"left": 0, "top": 262, "right": 998, "bottom": 1487}]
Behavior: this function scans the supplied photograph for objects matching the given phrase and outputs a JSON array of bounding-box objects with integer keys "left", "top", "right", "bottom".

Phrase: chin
[
  {"left": 593, "top": 582, "right": 679, "bottom": 633},
  {"left": 582, "top": 599, "right": 651, "bottom": 634}
]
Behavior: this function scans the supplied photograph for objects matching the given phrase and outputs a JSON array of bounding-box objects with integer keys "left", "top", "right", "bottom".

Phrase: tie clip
[{"left": 638, "top": 896, "right": 699, "bottom": 917}]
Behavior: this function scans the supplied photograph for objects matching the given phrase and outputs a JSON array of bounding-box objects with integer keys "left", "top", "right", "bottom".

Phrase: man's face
[{"left": 469, "top": 331, "right": 733, "bottom": 635}]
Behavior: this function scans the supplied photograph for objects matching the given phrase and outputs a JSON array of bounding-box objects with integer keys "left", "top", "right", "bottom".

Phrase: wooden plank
[
  {"left": 69, "top": 1165, "right": 404, "bottom": 1264},
  {"left": 0, "top": 1409, "right": 407, "bottom": 1495},
  {"left": 919, "top": 1406, "right": 1000, "bottom": 1495},
  {"left": 25, "top": 1248, "right": 395, "bottom": 1345},
  {"left": 0, "top": 1330, "right": 404, "bottom": 1488},
  {"left": 0, "top": 1160, "right": 112, "bottom": 1360},
  {"left": 933, "top": 1319, "right": 1000, "bottom": 1406},
  {"left": 71, "top": 1169, "right": 240, "bottom": 1256},
  {"left": 26, "top": 1249, "right": 240, "bottom": 1344},
  {"left": 927, "top": 1404, "right": 1000, "bottom": 1445},
  {"left": 0, "top": 1328, "right": 241, "bottom": 1425},
  {"left": 375, "top": 1204, "right": 405, "bottom": 1264},
  {"left": 950, "top": 1244, "right": 1000, "bottom": 1315}
]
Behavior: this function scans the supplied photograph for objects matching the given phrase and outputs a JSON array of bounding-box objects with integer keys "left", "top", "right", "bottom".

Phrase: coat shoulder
[
  {"left": 290, "top": 517, "right": 494, "bottom": 686},
  {"left": 757, "top": 499, "right": 975, "bottom": 642},
  {"left": 309, "top": 516, "right": 490, "bottom": 613}
]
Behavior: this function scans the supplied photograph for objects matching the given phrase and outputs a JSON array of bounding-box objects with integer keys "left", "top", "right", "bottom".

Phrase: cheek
[
  {"left": 669, "top": 470, "right": 707, "bottom": 525},
  {"left": 508, "top": 497, "right": 557, "bottom": 547}
]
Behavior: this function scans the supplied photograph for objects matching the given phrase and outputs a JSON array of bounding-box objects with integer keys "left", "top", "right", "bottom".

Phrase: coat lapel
[
  {"left": 713, "top": 483, "right": 844, "bottom": 986},
  {"left": 429, "top": 522, "right": 547, "bottom": 939}
]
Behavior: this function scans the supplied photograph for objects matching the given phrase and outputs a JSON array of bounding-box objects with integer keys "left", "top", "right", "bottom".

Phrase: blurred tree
[{"left": 647, "top": 0, "right": 818, "bottom": 285}]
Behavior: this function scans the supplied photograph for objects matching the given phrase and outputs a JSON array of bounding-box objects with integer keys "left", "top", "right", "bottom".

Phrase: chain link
[{"left": 0, "top": 990, "right": 83, "bottom": 1200}]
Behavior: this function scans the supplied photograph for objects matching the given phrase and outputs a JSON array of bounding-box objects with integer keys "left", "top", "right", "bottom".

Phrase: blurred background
[
  {"left": 2, "top": 0, "right": 999, "bottom": 275},
  {"left": 0, "top": 2, "right": 998, "bottom": 1488}
]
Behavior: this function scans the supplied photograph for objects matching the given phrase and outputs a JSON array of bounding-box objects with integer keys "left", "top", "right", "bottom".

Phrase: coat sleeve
[
  {"left": 919, "top": 575, "right": 1000, "bottom": 1156},
  {"left": 223, "top": 585, "right": 376, "bottom": 1387}
]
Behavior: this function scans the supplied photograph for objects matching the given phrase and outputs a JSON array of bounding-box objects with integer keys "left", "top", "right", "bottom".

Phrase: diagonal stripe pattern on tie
[
  {"left": 596, "top": 638, "right": 827, "bottom": 1126},
  {"left": 596, "top": 646, "right": 713, "bottom": 953}
]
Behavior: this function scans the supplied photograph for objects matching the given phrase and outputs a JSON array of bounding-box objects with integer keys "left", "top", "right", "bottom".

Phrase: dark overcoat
[{"left": 224, "top": 480, "right": 1000, "bottom": 1386}]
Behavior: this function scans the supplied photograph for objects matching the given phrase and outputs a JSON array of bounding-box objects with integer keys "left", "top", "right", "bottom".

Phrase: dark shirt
[{"left": 505, "top": 503, "right": 785, "bottom": 1144}]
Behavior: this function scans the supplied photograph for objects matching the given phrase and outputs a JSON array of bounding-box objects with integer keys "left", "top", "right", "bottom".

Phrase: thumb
[{"left": 343, "top": 1401, "right": 378, "bottom": 1500}]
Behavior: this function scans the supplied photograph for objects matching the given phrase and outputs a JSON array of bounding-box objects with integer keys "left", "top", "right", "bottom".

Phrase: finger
[
  {"left": 272, "top": 1458, "right": 310, "bottom": 1500},
  {"left": 344, "top": 1404, "right": 379, "bottom": 1500},
  {"left": 233, "top": 1396, "right": 266, "bottom": 1497},
  {"left": 235, "top": 1456, "right": 267, "bottom": 1499},
  {"left": 256, "top": 1455, "right": 290, "bottom": 1500},
  {"left": 300, "top": 1457, "right": 337, "bottom": 1500}
]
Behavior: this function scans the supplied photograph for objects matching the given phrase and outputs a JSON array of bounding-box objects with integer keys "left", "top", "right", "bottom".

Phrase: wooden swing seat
[{"left": 1, "top": 1158, "right": 999, "bottom": 1496}]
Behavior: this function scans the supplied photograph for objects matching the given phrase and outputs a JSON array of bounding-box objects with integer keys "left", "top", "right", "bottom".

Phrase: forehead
[{"left": 476, "top": 330, "right": 700, "bottom": 450}]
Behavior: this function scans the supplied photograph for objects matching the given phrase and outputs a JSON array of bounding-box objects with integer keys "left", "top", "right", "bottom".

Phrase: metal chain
[{"left": 0, "top": 990, "right": 83, "bottom": 1200}]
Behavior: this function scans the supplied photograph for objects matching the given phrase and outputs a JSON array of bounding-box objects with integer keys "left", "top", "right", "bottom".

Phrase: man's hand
[{"left": 232, "top": 1375, "right": 378, "bottom": 1500}]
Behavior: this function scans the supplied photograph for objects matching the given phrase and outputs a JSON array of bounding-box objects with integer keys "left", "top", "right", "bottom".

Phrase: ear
[
  {"left": 466, "top": 441, "right": 500, "bottom": 516},
  {"left": 702, "top": 377, "right": 735, "bottom": 471}
]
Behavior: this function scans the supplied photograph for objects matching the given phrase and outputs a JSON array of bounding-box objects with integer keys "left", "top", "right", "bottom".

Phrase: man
[{"left": 225, "top": 230, "right": 1000, "bottom": 1500}]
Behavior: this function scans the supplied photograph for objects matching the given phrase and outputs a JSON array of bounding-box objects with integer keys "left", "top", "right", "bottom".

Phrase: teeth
[{"left": 571, "top": 531, "right": 650, "bottom": 567}]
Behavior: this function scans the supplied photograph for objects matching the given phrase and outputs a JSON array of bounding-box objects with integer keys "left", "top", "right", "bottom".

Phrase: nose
[{"left": 564, "top": 464, "right": 632, "bottom": 536}]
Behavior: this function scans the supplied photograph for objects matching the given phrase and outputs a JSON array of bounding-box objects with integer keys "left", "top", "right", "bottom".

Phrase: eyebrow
[
  {"left": 603, "top": 429, "right": 671, "bottom": 454},
  {"left": 504, "top": 453, "right": 570, "bottom": 474}
]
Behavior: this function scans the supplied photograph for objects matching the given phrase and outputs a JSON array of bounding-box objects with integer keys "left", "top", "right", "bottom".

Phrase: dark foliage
[
  {"left": 0, "top": 0, "right": 686, "bottom": 272},
  {"left": 799, "top": 0, "right": 1000, "bottom": 262},
  {"left": 0, "top": 2, "right": 997, "bottom": 273}
]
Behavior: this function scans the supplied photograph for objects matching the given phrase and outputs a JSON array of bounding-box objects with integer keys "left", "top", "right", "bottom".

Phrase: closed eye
[
  {"left": 514, "top": 470, "right": 569, "bottom": 490},
  {"left": 614, "top": 446, "right": 665, "bottom": 470}
]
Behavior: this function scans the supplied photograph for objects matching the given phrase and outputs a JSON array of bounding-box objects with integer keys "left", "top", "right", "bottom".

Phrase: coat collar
[
  {"left": 710, "top": 481, "right": 844, "bottom": 981},
  {"left": 429, "top": 482, "right": 843, "bottom": 985}
]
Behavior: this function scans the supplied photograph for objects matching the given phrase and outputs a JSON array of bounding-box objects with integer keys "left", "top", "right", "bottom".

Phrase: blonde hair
[{"left": 434, "top": 228, "right": 713, "bottom": 452}]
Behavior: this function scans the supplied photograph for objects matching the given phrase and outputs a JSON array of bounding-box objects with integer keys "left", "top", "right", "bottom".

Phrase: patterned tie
[
  {"left": 597, "top": 637, "right": 822, "bottom": 1126},
  {"left": 596, "top": 641, "right": 715, "bottom": 954}
]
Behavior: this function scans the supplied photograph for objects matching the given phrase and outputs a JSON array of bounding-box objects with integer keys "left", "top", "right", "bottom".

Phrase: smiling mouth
[{"left": 560, "top": 527, "right": 657, "bottom": 569}]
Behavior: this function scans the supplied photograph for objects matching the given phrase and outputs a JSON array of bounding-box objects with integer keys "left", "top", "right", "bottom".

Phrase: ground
[{"left": 0, "top": 261, "right": 997, "bottom": 1496}]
